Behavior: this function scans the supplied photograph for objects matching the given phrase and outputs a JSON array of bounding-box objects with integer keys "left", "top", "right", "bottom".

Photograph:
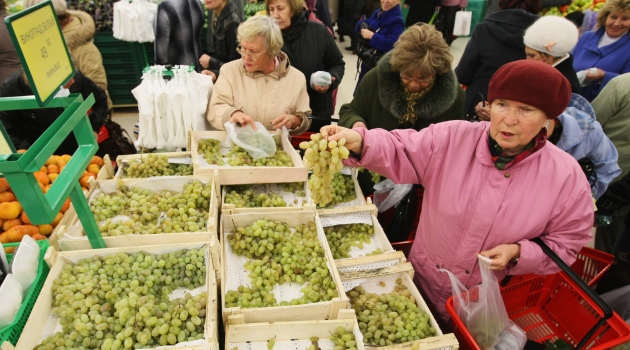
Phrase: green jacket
[{"left": 338, "top": 51, "right": 465, "bottom": 131}]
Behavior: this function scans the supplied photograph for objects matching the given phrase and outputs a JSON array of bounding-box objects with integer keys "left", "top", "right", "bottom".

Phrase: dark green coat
[{"left": 338, "top": 51, "right": 465, "bottom": 131}]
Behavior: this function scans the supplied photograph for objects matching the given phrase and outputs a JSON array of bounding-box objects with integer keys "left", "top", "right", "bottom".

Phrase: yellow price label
[{"left": 5, "top": 1, "right": 74, "bottom": 106}]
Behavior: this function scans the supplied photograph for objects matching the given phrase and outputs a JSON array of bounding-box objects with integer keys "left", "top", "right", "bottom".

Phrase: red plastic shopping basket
[
  {"left": 447, "top": 239, "right": 630, "bottom": 350},
  {"left": 290, "top": 131, "right": 315, "bottom": 149}
]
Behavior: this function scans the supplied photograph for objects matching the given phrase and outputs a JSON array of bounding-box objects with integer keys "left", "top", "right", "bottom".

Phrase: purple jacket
[{"left": 345, "top": 121, "right": 594, "bottom": 324}]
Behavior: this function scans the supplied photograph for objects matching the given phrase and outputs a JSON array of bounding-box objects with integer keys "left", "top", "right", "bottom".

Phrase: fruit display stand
[
  {"left": 221, "top": 181, "right": 315, "bottom": 214},
  {"left": 318, "top": 204, "right": 395, "bottom": 263},
  {"left": 52, "top": 175, "right": 220, "bottom": 251},
  {"left": 189, "top": 130, "right": 307, "bottom": 185},
  {"left": 0, "top": 240, "right": 51, "bottom": 348},
  {"left": 225, "top": 309, "right": 365, "bottom": 350},
  {"left": 315, "top": 168, "right": 368, "bottom": 216},
  {"left": 12, "top": 241, "right": 219, "bottom": 350},
  {"left": 114, "top": 152, "right": 193, "bottom": 179},
  {"left": 337, "top": 253, "right": 459, "bottom": 350},
  {"left": 220, "top": 210, "right": 348, "bottom": 325}
]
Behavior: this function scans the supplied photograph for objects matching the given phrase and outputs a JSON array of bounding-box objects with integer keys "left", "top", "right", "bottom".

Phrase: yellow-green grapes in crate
[
  {"left": 348, "top": 279, "right": 436, "bottom": 346},
  {"left": 91, "top": 180, "right": 212, "bottom": 236},
  {"left": 123, "top": 154, "right": 193, "bottom": 178},
  {"left": 197, "top": 138, "right": 224, "bottom": 165},
  {"left": 324, "top": 223, "right": 382, "bottom": 259},
  {"left": 225, "top": 218, "right": 339, "bottom": 308},
  {"left": 225, "top": 186, "right": 287, "bottom": 208},
  {"left": 35, "top": 249, "right": 207, "bottom": 350},
  {"left": 299, "top": 133, "right": 350, "bottom": 207},
  {"left": 311, "top": 173, "right": 357, "bottom": 209},
  {"left": 331, "top": 326, "right": 359, "bottom": 350}
]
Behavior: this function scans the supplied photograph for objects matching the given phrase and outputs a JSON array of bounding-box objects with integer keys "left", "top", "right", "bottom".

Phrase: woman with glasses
[
  {"left": 206, "top": 16, "right": 312, "bottom": 135},
  {"left": 338, "top": 24, "right": 464, "bottom": 194},
  {"left": 266, "top": 0, "right": 345, "bottom": 132},
  {"left": 321, "top": 60, "right": 594, "bottom": 328}
]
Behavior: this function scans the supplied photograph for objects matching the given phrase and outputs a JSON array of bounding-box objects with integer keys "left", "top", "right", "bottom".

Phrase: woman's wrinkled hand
[
  {"left": 271, "top": 114, "right": 301, "bottom": 130},
  {"left": 474, "top": 101, "right": 491, "bottom": 121},
  {"left": 230, "top": 111, "right": 257, "bottom": 130},
  {"left": 360, "top": 29, "right": 374, "bottom": 40},
  {"left": 585, "top": 67, "right": 605, "bottom": 82},
  {"left": 479, "top": 244, "right": 521, "bottom": 270},
  {"left": 313, "top": 77, "right": 336, "bottom": 94},
  {"left": 199, "top": 54, "right": 211, "bottom": 69},
  {"left": 201, "top": 70, "right": 217, "bottom": 82},
  {"left": 320, "top": 125, "right": 363, "bottom": 154},
  {"left": 352, "top": 121, "right": 367, "bottom": 129}
]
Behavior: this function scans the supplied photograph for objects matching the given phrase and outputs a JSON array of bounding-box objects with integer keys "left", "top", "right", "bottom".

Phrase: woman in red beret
[{"left": 321, "top": 60, "right": 594, "bottom": 328}]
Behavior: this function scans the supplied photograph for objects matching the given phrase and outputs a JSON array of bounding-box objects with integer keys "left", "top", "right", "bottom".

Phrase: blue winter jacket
[
  {"left": 572, "top": 28, "right": 630, "bottom": 102},
  {"left": 356, "top": 5, "right": 404, "bottom": 53},
  {"left": 555, "top": 94, "right": 621, "bottom": 198}
]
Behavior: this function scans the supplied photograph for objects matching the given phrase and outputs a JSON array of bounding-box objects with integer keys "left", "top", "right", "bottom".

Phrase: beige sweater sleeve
[{"left": 206, "top": 69, "right": 241, "bottom": 130}]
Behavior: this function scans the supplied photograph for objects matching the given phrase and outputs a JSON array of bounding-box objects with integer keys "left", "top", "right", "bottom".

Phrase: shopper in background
[
  {"left": 337, "top": 0, "right": 366, "bottom": 51},
  {"left": 572, "top": 0, "right": 630, "bottom": 102},
  {"left": 200, "top": 0, "right": 242, "bottom": 82},
  {"left": 592, "top": 73, "right": 630, "bottom": 252},
  {"left": 321, "top": 60, "right": 593, "bottom": 327},
  {"left": 596, "top": 171, "right": 630, "bottom": 254},
  {"left": 338, "top": 24, "right": 464, "bottom": 194},
  {"left": 154, "top": 0, "right": 204, "bottom": 72},
  {"left": 25, "top": 0, "right": 112, "bottom": 110},
  {"left": 354, "top": 0, "right": 404, "bottom": 86},
  {"left": 206, "top": 16, "right": 311, "bottom": 135},
  {"left": 0, "top": 0, "right": 21, "bottom": 84},
  {"left": 455, "top": 0, "right": 539, "bottom": 119},
  {"left": 0, "top": 70, "right": 108, "bottom": 154},
  {"left": 403, "top": 0, "right": 439, "bottom": 28},
  {"left": 437, "top": 0, "right": 467, "bottom": 46},
  {"left": 266, "top": 0, "right": 344, "bottom": 131},
  {"left": 566, "top": 10, "right": 585, "bottom": 33}
]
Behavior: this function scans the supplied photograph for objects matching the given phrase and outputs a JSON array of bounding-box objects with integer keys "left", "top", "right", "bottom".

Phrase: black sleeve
[
  {"left": 71, "top": 72, "right": 108, "bottom": 132},
  {"left": 154, "top": 4, "right": 172, "bottom": 65},
  {"left": 209, "top": 21, "right": 241, "bottom": 70},
  {"left": 596, "top": 173, "right": 630, "bottom": 214}
]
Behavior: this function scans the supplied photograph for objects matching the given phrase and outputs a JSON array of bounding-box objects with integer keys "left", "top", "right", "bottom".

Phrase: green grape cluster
[
  {"left": 225, "top": 218, "right": 339, "bottom": 308},
  {"left": 280, "top": 182, "right": 305, "bottom": 194},
  {"left": 226, "top": 145, "right": 294, "bottom": 167},
  {"left": 197, "top": 138, "right": 225, "bottom": 165},
  {"left": 224, "top": 187, "right": 287, "bottom": 208},
  {"left": 90, "top": 180, "right": 211, "bottom": 236},
  {"left": 324, "top": 223, "right": 376, "bottom": 259},
  {"left": 331, "top": 326, "right": 358, "bottom": 350},
  {"left": 123, "top": 154, "right": 193, "bottom": 178},
  {"left": 358, "top": 168, "right": 384, "bottom": 185},
  {"left": 299, "top": 133, "right": 350, "bottom": 207},
  {"left": 35, "top": 249, "right": 207, "bottom": 350},
  {"left": 313, "top": 173, "right": 357, "bottom": 209},
  {"left": 347, "top": 279, "right": 436, "bottom": 346}
]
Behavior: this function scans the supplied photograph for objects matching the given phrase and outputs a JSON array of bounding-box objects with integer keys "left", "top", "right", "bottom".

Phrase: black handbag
[
  {"left": 97, "top": 116, "right": 137, "bottom": 160},
  {"left": 356, "top": 22, "right": 385, "bottom": 69},
  {"left": 385, "top": 185, "right": 419, "bottom": 242}
]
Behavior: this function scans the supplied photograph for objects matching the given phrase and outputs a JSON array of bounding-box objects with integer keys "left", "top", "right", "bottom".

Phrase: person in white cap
[{"left": 523, "top": 15, "right": 581, "bottom": 93}]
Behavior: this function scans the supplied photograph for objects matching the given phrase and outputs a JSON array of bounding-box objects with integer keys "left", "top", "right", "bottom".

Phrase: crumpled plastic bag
[
  {"left": 310, "top": 71, "right": 332, "bottom": 90},
  {"left": 600, "top": 284, "right": 630, "bottom": 323},
  {"left": 373, "top": 179, "right": 413, "bottom": 212},
  {"left": 0, "top": 274, "right": 23, "bottom": 328},
  {"left": 441, "top": 255, "right": 527, "bottom": 350},
  {"left": 10, "top": 235, "right": 40, "bottom": 294},
  {"left": 225, "top": 121, "right": 277, "bottom": 160}
]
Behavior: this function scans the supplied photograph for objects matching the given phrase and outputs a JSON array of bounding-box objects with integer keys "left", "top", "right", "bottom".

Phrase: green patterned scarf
[{"left": 400, "top": 80, "right": 435, "bottom": 125}]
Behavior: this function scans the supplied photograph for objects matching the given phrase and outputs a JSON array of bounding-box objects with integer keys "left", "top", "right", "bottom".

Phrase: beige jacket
[
  {"left": 207, "top": 51, "right": 311, "bottom": 134},
  {"left": 63, "top": 10, "right": 112, "bottom": 108}
]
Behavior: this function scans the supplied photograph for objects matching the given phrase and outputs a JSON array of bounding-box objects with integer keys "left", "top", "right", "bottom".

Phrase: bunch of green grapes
[
  {"left": 324, "top": 223, "right": 375, "bottom": 259},
  {"left": 312, "top": 173, "right": 357, "bottom": 209},
  {"left": 90, "top": 180, "right": 211, "bottom": 236},
  {"left": 197, "top": 138, "right": 225, "bottom": 165},
  {"left": 226, "top": 145, "right": 294, "bottom": 167},
  {"left": 299, "top": 133, "right": 350, "bottom": 207},
  {"left": 224, "top": 187, "right": 287, "bottom": 208},
  {"left": 35, "top": 249, "right": 207, "bottom": 350},
  {"left": 331, "top": 326, "right": 358, "bottom": 350},
  {"left": 347, "top": 279, "right": 436, "bottom": 346},
  {"left": 358, "top": 168, "right": 384, "bottom": 185},
  {"left": 225, "top": 218, "right": 339, "bottom": 308},
  {"left": 123, "top": 154, "right": 193, "bottom": 178},
  {"left": 280, "top": 182, "right": 305, "bottom": 195}
]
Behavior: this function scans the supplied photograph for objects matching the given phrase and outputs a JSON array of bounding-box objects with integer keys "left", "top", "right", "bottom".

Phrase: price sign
[
  {"left": 4, "top": 0, "right": 74, "bottom": 106},
  {"left": 0, "top": 122, "right": 16, "bottom": 154}
]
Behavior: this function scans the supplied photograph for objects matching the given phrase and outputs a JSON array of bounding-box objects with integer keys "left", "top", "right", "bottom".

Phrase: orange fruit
[
  {"left": 47, "top": 164, "right": 59, "bottom": 174},
  {"left": 57, "top": 159, "right": 67, "bottom": 168},
  {"left": 51, "top": 212, "right": 63, "bottom": 227},
  {"left": 16, "top": 149, "right": 27, "bottom": 154},
  {"left": 38, "top": 224, "right": 53, "bottom": 236},
  {"left": 20, "top": 210, "right": 30, "bottom": 224},
  {"left": 2, "top": 218, "right": 21, "bottom": 232},
  {"left": 39, "top": 166, "right": 48, "bottom": 174},
  {"left": 0, "top": 178, "right": 10, "bottom": 192},
  {"left": 90, "top": 156, "right": 104, "bottom": 167},
  {"left": 60, "top": 197, "right": 70, "bottom": 213},
  {"left": 48, "top": 173, "right": 59, "bottom": 183},
  {"left": 0, "top": 201, "right": 22, "bottom": 220},
  {"left": 61, "top": 154, "right": 72, "bottom": 163},
  {"left": 34, "top": 171, "right": 50, "bottom": 186},
  {"left": 45, "top": 155, "right": 59, "bottom": 166},
  {"left": 0, "top": 191, "right": 16, "bottom": 203},
  {"left": 87, "top": 164, "right": 101, "bottom": 175},
  {"left": 0, "top": 233, "right": 9, "bottom": 244},
  {"left": 31, "top": 233, "right": 48, "bottom": 240},
  {"left": 79, "top": 174, "right": 95, "bottom": 188}
]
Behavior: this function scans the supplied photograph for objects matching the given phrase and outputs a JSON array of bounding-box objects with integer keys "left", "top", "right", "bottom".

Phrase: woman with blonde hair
[{"left": 206, "top": 16, "right": 311, "bottom": 134}]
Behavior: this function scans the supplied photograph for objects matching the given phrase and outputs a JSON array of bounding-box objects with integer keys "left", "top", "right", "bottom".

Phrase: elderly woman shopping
[
  {"left": 207, "top": 16, "right": 311, "bottom": 134},
  {"left": 321, "top": 60, "right": 594, "bottom": 326}
]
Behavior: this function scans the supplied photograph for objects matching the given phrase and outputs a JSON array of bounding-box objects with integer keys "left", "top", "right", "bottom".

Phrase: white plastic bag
[
  {"left": 10, "top": 235, "right": 40, "bottom": 294},
  {"left": 441, "top": 255, "right": 527, "bottom": 350},
  {"left": 224, "top": 122, "right": 277, "bottom": 160},
  {"left": 310, "top": 71, "right": 332, "bottom": 89},
  {"left": 0, "top": 274, "right": 23, "bottom": 328},
  {"left": 372, "top": 179, "right": 413, "bottom": 212},
  {"left": 453, "top": 10, "right": 472, "bottom": 36}
]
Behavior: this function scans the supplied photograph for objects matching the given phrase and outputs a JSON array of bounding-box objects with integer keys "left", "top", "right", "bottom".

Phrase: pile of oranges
[{"left": 0, "top": 154, "right": 105, "bottom": 245}]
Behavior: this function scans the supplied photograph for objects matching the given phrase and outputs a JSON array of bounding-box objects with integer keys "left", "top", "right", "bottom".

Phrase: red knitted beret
[{"left": 487, "top": 60, "right": 572, "bottom": 119}]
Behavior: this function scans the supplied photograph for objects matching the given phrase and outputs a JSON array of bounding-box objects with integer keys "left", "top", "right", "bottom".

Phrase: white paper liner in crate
[
  {"left": 228, "top": 324, "right": 363, "bottom": 350},
  {"left": 320, "top": 211, "right": 385, "bottom": 259},
  {"left": 339, "top": 258, "right": 402, "bottom": 293},
  {"left": 225, "top": 182, "right": 311, "bottom": 208},
  {"left": 40, "top": 245, "right": 212, "bottom": 348},
  {"left": 223, "top": 220, "right": 336, "bottom": 303},
  {"left": 61, "top": 177, "right": 212, "bottom": 241}
]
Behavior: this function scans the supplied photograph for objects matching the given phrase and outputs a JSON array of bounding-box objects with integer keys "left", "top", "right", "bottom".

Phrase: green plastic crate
[{"left": 0, "top": 239, "right": 51, "bottom": 346}]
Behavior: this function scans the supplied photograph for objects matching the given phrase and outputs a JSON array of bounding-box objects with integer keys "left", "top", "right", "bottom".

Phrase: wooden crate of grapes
[
  {"left": 318, "top": 206, "right": 395, "bottom": 262},
  {"left": 314, "top": 168, "right": 367, "bottom": 216},
  {"left": 225, "top": 309, "right": 366, "bottom": 350},
  {"left": 338, "top": 257, "right": 459, "bottom": 350},
  {"left": 220, "top": 210, "right": 349, "bottom": 325},
  {"left": 96, "top": 154, "right": 116, "bottom": 180},
  {"left": 221, "top": 181, "right": 316, "bottom": 213},
  {"left": 14, "top": 242, "right": 219, "bottom": 350},
  {"left": 114, "top": 152, "right": 194, "bottom": 179},
  {"left": 189, "top": 131, "right": 307, "bottom": 185},
  {"left": 52, "top": 175, "right": 220, "bottom": 252}
]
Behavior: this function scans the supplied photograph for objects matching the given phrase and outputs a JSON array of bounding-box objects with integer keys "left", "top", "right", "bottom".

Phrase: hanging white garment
[{"left": 113, "top": 0, "right": 157, "bottom": 43}]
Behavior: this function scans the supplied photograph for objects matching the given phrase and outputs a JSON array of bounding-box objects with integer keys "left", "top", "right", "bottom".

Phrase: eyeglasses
[
  {"left": 400, "top": 74, "right": 433, "bottom": 85},
  {"left": 236, "top": 45, "right": 267, "bottom": 61}
]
